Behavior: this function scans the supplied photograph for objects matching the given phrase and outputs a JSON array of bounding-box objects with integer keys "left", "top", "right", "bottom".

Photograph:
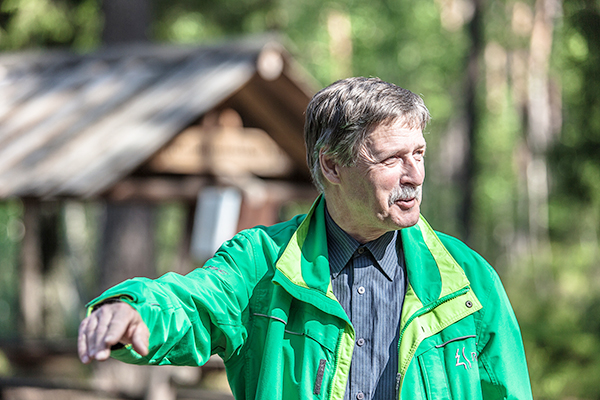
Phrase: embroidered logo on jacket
[{"left": 455, "top": 347, "right": 477, "bottom": 370}]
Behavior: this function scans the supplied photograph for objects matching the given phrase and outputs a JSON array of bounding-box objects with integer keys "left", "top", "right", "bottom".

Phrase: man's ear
[{"left": 319, "top": 150, "right": 341, "bottom": 185}]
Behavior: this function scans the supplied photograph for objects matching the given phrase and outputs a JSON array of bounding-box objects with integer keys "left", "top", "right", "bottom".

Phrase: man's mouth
[
  {"left": 394, "top": 197, "right": 417, "bottom": 209},
  {"left": 389, "top": 185, "right": 422, "bottom": 207}
]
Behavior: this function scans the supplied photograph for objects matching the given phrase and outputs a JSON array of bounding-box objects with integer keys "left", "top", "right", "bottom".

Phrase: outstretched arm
[
  {"left": 78, "top": 301, "right": 149, "bottom": 364},
  {"left": 76, "top": 231, "right": 264, "bottom": 367}
]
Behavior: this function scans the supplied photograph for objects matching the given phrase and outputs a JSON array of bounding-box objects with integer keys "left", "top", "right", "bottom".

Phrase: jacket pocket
[
  {"left": 282, "top": 304, "right": 340, "bottom": 399},
  {"left": 243, "top": 299, "right": 342, "bottom": 400},
  {"left": 417, "top": 345, "right": 452, "bottom": 399},
  {"left": 416, "top": 333, "right": 481, "bottom": 400}
]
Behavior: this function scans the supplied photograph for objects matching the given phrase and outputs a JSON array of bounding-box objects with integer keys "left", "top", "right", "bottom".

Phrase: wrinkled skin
[{"left": 321, "top": 120, "right": 426, "bottom": 243}]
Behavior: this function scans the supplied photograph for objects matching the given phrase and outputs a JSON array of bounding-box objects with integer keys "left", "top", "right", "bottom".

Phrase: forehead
[{"left": 364, "top": 120, "right": 426, "bottom": 151}]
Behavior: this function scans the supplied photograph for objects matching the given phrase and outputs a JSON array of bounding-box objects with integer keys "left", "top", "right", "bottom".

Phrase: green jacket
[{"left": 89, "top": 197, "right": 532, "bottom": 399}]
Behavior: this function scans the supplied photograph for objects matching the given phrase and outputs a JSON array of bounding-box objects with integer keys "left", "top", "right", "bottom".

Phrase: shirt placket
[{"left": 350, "top": 246, "right": 372, "bottom": 400}]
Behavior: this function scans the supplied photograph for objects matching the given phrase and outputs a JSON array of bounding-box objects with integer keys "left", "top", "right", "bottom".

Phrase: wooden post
[
  {"left": 98, "top": 201, "right": 157, "bottom": 292},
  {"left": 19, "top": 198, "right": 44, "bottom": 338},
  {"left": 173, "top": 201, "right": 196, "bottom": 274}
]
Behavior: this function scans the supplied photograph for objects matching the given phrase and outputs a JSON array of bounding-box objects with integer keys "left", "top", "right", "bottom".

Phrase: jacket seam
[
  {"left": 479, "top": 352, "right": 505, "bottom": 398},
  {"left": 233, "top": 231, "right": 259, "bottom": 365},
  {"left": 475, "top": 274, "right": 495, "bottom": 351},
  {"left": 239, "top": 231, "right": 260, "bottom": 299},
  {"left": 475, "top": 273, "right": 504, "bottom": 394}
]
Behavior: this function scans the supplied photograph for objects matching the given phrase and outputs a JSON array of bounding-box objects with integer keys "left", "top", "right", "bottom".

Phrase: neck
[{"left": 324, "top": 196, "right": 386, "bottom": 244}]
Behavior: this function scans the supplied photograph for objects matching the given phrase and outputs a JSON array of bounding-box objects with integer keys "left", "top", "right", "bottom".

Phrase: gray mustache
[{"left": 388, "top": 186, "right": 422, "bottom": 206}]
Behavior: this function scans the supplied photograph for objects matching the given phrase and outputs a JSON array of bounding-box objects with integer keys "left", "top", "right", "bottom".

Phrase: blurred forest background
[{"left": 0, "top": 0, "right": 599, "bottom": 398}]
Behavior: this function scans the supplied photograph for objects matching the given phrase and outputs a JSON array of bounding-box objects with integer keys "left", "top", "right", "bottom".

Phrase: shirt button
[
  {"left": 356, "top": 392, "right": 365, "bottom": 400},
  {"left": 357, "top": 338, "right": 365, "bottom": 346},
  {"left": 357, "top": 247, "right": 365, "bottom": 254},
  {"left": 357, "top": 286, "right": 365, "bottom": 294}
]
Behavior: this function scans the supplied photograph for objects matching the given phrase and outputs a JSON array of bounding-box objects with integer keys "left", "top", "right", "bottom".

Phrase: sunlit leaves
[{"left": 0, "top": 0, "right": 101, "bottom": 51}]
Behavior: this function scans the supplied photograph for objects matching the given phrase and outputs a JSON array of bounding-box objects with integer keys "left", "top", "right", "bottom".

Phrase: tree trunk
[
  {"left": 459, "top": 0, "right": 483, "bottom": 243},
  {"left": 101, "top": 0, "right": 152, "bottom": 45},
  {"left": 526, "top": 0, "right": 559, "bottom": 255}
]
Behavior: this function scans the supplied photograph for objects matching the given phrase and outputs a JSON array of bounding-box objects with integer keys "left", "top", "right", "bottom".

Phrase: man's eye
[{"left": 383, "top": 156, "right": 401, "bottom": 165}]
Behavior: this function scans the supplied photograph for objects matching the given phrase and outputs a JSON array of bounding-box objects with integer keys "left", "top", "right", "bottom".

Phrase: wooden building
[
  {"left": 0, "top": 34, "right": 316, "bottom": 202},
  {"left": 0, "top": 36, "right": 318, "bottom": 399}
]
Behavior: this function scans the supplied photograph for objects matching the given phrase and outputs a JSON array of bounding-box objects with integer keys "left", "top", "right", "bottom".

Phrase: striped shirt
[{"left": 325, "top": 208, "right": 406, "bottom": 400}]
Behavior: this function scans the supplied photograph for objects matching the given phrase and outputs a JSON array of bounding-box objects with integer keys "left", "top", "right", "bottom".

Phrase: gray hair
[{"left": 304, "top": 77, "right": 431, "bottom": 192}]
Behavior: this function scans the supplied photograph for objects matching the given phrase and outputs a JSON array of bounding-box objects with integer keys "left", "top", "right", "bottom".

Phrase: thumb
[{"left": 128, "top": 320, "right": 150, "bottom": 356}]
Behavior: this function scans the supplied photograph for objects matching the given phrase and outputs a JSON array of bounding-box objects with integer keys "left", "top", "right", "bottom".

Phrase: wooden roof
[{"left": 0, "top": 36, "right": 315, "bottom": 200}]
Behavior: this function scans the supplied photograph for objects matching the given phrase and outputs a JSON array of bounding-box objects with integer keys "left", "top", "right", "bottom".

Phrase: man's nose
[{"left": 400, "top": 158, "right": 425, "bottom": 187}]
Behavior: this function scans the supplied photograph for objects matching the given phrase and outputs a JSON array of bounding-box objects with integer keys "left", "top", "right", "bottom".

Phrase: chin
[{"left": 392, "top": 210, "right": 420, "bottom": 229}]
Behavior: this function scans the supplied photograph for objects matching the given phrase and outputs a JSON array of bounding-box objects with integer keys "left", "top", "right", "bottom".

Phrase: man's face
[{"left": 334, "top": 119, "right": 426, "bottom": 241}]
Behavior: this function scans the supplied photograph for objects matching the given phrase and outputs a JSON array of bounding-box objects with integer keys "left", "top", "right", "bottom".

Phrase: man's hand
[{"left": 78, "top": 301, "right": 149, "bottom": 364}]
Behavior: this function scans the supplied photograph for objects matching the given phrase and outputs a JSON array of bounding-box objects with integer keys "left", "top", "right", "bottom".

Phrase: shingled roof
[{"left": 0, "top": 36, "right": 315, "bottom": 199}]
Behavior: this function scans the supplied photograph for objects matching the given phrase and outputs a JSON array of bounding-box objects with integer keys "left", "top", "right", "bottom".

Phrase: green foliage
[
  {"left": 0, "top": 200, "right": 23, "bottom": 337},
  {"left": 514, "top": 2, "right": 600, "bottom": 398},
  {"left": 508, "top": 238, "right": 600, "bottom": 399},
  {"left": 153, "top": 0, "right": 277, "bottom": 43},
  {"left": 471, "top": 80, "right": 524, "bottom": 261},
  {"left": 155, "top": 203, "right": 187, "bottom": 275},
  {"left": 551, "top": 2, "right": 600, "bottom": 217},
  {"left": 0, "top": 0, "right": 101, "bottom": 51}
]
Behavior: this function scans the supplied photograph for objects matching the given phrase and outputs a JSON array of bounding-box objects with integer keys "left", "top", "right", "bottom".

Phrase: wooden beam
[
  {"left": 144, "top": 125, "right": 294, "bottom": 178},
  {"left": 102, "top": 177, "right": 209, "bottom": 202},
  {"left": 225, "top": 75, "right": 309, "bottom": 176}
]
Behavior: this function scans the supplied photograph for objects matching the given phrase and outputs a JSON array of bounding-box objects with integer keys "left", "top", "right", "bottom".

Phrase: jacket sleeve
[
  {"left": 87, "top": 231, "right": 259, "bottom": 367},
  {"left": 475, "top": 266, "right": 533, "bottom": 400}
]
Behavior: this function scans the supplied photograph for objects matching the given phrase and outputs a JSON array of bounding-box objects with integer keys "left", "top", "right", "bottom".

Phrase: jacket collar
[
  {"left": 272, "top": 195, "right": 351, "bottom": 323},
  {"left": 273, "top": 195, "right": 473, "bottom": 319}
]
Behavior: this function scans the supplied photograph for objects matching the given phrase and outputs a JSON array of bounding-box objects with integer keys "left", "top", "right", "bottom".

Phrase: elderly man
[{"left": 78, "top": 77, "right": 533, "bottom": 399}]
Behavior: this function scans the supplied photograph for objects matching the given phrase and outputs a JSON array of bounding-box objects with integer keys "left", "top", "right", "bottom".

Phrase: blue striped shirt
[{"left": 325, "top": 208, "right": 406, "bottom": 400}]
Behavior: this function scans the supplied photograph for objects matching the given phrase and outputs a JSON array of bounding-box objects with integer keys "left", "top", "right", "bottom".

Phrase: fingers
[
  {"left": 78, "top": 317, "right": 91, "bottom": 363},
  {"left": 103, "top": 304, "right": 135, "bottom": 347},
  {"left": 78, "top": 309, "right": 106, "bottom": 363},
  {"left": 89, "top": 305, "right": 116, "bottom": 361},
  {"left": 130, "top": 322, "right": 150, "bottom": 357},
  {"left": 77, "top": 302, "right": 148, "bottom": 364}
]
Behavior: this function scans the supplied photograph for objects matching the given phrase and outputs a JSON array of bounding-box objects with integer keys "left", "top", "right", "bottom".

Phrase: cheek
[
  {"left": 375, "top": 182, "right": 397, "bottom": 207},
  {"left": 364, "top": 169, "right": 400, "bottom": 206},
  {"left": 377, "top": 173, "right": 400, "bottom": 193}
]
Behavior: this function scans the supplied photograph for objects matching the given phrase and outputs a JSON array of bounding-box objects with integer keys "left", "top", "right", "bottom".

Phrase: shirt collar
[
  {"left": 325, "top": 205, "right": 401, "bottom": 281},
  {"left": 365, "top": 230, "right": 399, "bottom": 281}
]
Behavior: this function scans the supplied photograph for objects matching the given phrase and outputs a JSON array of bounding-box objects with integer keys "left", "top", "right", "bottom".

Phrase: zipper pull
[{"left": 395, "top": 372, "right": 402, "bottom": 399}]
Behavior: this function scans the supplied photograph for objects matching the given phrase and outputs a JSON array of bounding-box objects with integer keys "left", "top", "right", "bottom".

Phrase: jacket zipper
[
  {"left": 327, "top": 331, "right": 344, "bottom": 399},
  {"left": 326, "top": 322, "right": 355, "bottom": 400},
  {"left": 395, "top": 286, "right": 471, "bottom": 398}
]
